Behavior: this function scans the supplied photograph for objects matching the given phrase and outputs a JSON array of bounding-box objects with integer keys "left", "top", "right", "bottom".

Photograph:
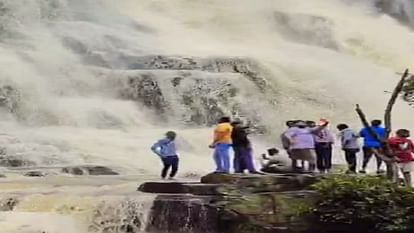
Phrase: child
[
  {"left": 260, "top": 148, "right": 281, "bottom": 172},
  {"left": 337, "top": 124, "right": 360, "bottom": 174},
  {"left": 151, "top": 131, "right": 179, "bottom": 180},
  {"left": 388, "top": 129, "right": 414, "bottom": 187}
]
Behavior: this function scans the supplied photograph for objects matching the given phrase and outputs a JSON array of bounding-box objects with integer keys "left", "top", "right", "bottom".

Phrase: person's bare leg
[{"left": 403, "top": 171, "right": 412, "bottom": 187}]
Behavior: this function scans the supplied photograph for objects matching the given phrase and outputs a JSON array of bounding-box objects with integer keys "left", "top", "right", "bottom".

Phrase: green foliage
[{"left": 308, "top": 175, "right": 414, "bottom": 233}]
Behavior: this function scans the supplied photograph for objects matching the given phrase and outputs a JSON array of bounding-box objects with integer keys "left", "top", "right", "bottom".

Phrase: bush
[{"left": 308, "top": 175, "right": 414, "bottom": 233}]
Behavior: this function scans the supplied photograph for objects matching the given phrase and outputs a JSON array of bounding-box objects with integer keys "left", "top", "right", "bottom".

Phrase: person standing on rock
[
  {"left": 314, "top": 119, "right": 335, "bottom": 174},
  {"left": 281, "top": 120, "right": 302, "bottom": 171},
  {"left": 337, "top": 124, "right": 360, "bottom": 174},
  {"left": 359, "top": 120, "right": 386, "bottom": 174},
  {"left": 285, "top": 120, "right": 329, "bottom": 172},
  {"left": 151, "top": 131, "right": 179, "bottom": 180},
  {"left": 388, "top": 129, "right": 414, "bottom": 187},
  {"left": 209, "top": 117, "right": 233, "bottom": 173},
  {"left": 231, "top": 120, "right": 260, "bottom": 174}
]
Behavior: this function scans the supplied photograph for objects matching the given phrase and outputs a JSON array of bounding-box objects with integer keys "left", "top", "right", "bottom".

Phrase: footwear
[
  {"left": 250, "top": 171, "right": 265, "bottom": 175},
  {"left": 359, "top": 170, "right": 366, "bottom": 174},
  {"left": 377, "top": 169, "right": 385, "bottom": 174}
]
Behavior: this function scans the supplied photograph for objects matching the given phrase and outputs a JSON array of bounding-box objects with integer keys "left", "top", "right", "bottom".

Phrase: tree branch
[{"left": 384, "top": 68, "right": 410, "bottom": 137}]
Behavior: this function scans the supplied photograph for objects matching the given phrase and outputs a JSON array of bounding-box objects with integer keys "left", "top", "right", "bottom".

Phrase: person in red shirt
[{"left": 388, "top": 129, "right": 414, "bottom": 187}]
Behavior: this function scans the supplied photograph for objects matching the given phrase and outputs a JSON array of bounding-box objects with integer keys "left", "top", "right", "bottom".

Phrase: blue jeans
[{"left": 214, "top": 144, "right": 231, "bottom": 173}]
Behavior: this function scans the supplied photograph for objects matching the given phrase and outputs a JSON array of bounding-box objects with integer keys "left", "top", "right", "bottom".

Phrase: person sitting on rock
[
  {"left": 209, "top": 117, "right": 233, "bottom": 173},
  {"left": 231, "top": 120, "right": 260, "bottom": 174},
  {"left": 151, "top": 131, "right": 179, "bottom": 180},
  {"left": 260, "top": 148, "right": 282, "bottom": 172}
]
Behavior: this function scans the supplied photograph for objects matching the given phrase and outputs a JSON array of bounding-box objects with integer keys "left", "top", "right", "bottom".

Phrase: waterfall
[{"left": 0, "top": 0, "right": 414, "bottom": 232}]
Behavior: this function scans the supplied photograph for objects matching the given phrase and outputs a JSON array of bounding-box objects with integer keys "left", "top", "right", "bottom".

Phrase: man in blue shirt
[
  {"left": 359, "top": 120, "right": 386, "bottom": 174},
  {"left": 151, "top": 131, "right": 179, "bottom": 179}
]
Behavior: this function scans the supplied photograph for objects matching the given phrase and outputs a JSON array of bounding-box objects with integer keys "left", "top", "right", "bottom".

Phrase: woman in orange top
[{"left": 209, "top": 117, "right": 233, "bottom": 173}]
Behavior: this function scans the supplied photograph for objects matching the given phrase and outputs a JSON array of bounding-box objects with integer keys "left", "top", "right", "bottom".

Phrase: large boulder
[
  {"left": 24, "top": 171, "right": 47, "bottom": 177},
  {"left": 138, "top": 182, "right": 226, "bottom": 196},
  {"left": 200, "top": 173, "right": 318, "bottom": 193},
  {"left": 140, "top": 173, "right": 320, "bottom": 233}
]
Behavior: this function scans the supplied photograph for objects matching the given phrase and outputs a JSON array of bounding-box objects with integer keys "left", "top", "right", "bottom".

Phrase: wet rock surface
[
  {"left": 61, "top": 166, "right": 119, "bottom": 175},
  {"left": 0, "top": 197, "right": 18, "bottom": 211},
  {"left": 140, "top": 173, "right": 319, "bottom": 233},
  {"left": 147, "top": 195, "right": 224, "bottom": 233},
  {"left": 138, "top": 182, "right": 225, "bottom": 196},
  {"left": 0, "top": 156, "right": 35, "bottom": 167},
  {"left": 24, "top": 171, "right": 47, "bottom": 177}
]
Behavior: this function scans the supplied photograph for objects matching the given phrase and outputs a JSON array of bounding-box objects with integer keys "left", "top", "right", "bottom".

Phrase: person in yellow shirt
[{"left": 209, "top": 117, "right": 233, "bottom": 173}]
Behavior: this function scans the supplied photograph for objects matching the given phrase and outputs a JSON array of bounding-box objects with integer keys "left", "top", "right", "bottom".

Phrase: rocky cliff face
[
  {"left": 139, "top": 173, "right": 320, "bottom": 233},
  {"left": 375, "top": 0, "right": 414, "bottom": 28}
]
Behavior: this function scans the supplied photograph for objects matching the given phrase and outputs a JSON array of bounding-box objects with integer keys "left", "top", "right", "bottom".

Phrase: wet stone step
[{"left": 138, "top": 182, "right": 226, "bottom": 195}]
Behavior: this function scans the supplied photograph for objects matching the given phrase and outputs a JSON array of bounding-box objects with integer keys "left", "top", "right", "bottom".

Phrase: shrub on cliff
[{"left": 308, "top": 175, "right": 414, "bottom": 233}]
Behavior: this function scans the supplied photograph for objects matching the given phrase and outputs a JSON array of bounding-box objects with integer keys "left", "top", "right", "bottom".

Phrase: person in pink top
[
  {"left": 314, "top": 119, "right": 335, "bottom": 173},
  {"left": 285, "top": 120, "right": 329, "bottom": 172}
]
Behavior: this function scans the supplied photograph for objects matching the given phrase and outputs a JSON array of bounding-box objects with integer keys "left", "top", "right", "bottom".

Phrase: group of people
[{"left": 150, "top": 116, "right": 414, "bottom": 187}]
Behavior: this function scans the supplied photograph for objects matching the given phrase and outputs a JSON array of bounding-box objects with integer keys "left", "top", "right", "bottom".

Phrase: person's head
[
  {"left": 267, "top": 148, "right": 279, "bottom": 156},
  {"left": 306, "top": 121, "right": 316, "bottom": 128},
  {"left": 218, "top": 117, "right": 231, "bottom": 124},
  {"left": 371, "top": 120, "right": 382, "bottom": 127},
  {"left": 231, "top": 118, "right": 243, "bottom": 127},
  {"left": 336, "top": 124, "right": 349, "bottom": 131},
  {"left": 165, "top": 131, "right": 177, "bottom": 140},
  {"left": 396, "top": 129, "right": 410, "bottom": 138},
  {"left": 286, "top": 120, "right": 296, "bottom": 128},
  {"left": 295, "top": 120, "right": 307, "bottom": 128}
]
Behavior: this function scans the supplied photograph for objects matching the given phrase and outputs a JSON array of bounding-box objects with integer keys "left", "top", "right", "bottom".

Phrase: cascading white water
[{"left": 1, "top": 0, "right": 414, "bottom": 232}]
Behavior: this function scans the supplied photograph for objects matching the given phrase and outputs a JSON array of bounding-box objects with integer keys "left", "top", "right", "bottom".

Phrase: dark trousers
[
  {"left": 362, "top": 147, "right": 383, "bottom": 170},
  {"left": 234, "top": 147, "right": 256, "bottom": 173},
  {"left": 344, "top": 149, "right": 359, "bottom": 172},
  {"left": 315, "top": 143, "right": 332, "bottom": 172},
  {"left": 161, "top": 156, "right": 179, "bottom": 178}
]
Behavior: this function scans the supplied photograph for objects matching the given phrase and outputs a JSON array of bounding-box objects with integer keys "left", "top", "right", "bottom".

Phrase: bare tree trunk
[
  {"left": 356, "top": 69, "right": 409, "bottom": 181},
  {"left": 384, "top": 69, "right": 410, "bottom": 137}
]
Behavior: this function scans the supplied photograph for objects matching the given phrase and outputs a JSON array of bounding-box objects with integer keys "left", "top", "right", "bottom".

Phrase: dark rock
[
  {"left": 62, "top": 166, "right": 119, "bottom": 175},
  {"left": 140, "top": 173, "right": 320, "bottom": 233},
  {"left": 89, "top": 199, "right": 147, "bottom": 233},
  {"left": 138, "top": 182, "right": 193, "bottom": 194},
  {"left": 138, "top": 182, "right": 226, "bottom": 196},
  {"left": 123, "top": 74, "right": 168, "bottom": 116},
  {"left": 114, "top": 56, "right": 278, "bottom": 129},
  {"left": 375, "top": 0, "right": 414, "bottom": 28},
  {"left": 0, "top": 156, "right": 35, "bottom": 167},
  {"left": 147, "top": 195, "right": 226, "bottom": 233},
  {"left": 0, "top": 197, "right": 18, "bottom": 211},
  {"left": 200, "top": 173, "right": 318, "bottom": 192},
  {"left": 273, "top": 11, "right": 338, "bottom": 49},
  {"left": 24, "top": 171, "right": 47, "bottom": 177}
]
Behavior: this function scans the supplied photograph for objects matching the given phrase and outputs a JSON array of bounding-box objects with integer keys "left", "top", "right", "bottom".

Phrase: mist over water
[{"left": 0, "top": 0, "right": 414, "bottom": 232}]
